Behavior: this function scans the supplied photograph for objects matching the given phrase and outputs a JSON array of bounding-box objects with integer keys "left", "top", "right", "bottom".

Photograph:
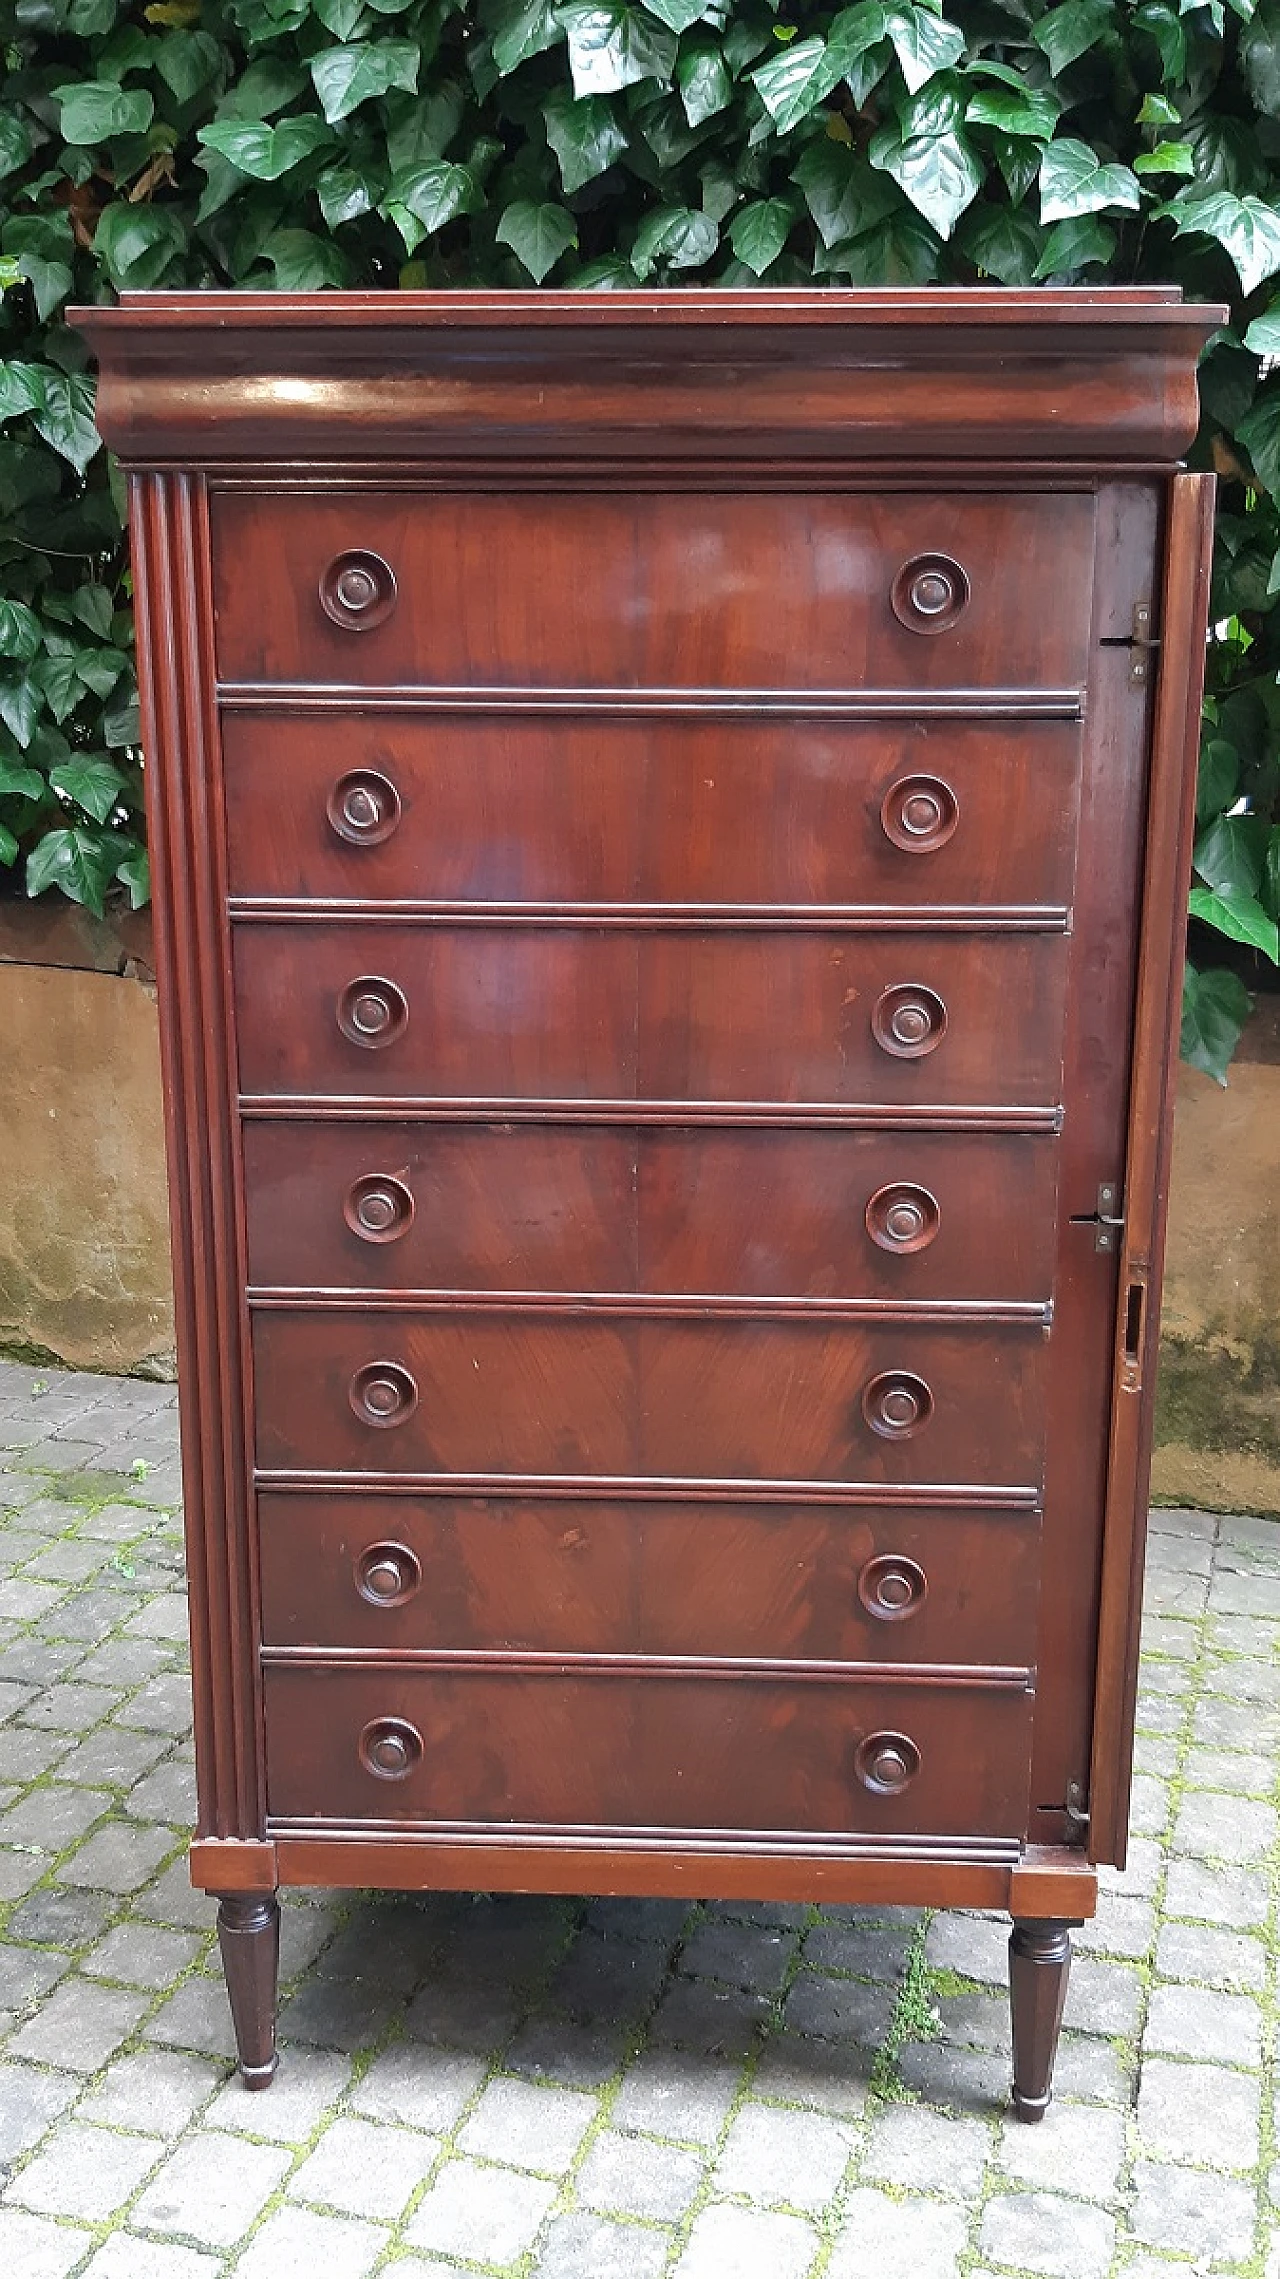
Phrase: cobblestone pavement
[{"left": 0, "top": 1356, "right": 1276, "bottom": 2277}]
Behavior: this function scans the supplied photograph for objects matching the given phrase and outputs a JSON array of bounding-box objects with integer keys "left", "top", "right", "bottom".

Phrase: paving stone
[
  {"left": 610, "top": 2050, "right": 742, "bottom": 2144},
  {"left": 0, "top": 1581, "right": 68, "bottom": 1622},
  {"left": 202, "top": 2048, "right": 347, "bottom": 2142},
  {"left": 406, "top": 2156, "right": 557, "bottom": 2263},
  {"left": 1137, "top": 2056, "right": 1260, "bottom": 2170},
  {"left": 897, "top": 2038, "right": 1009, "bottom": 2113},
  {"left": 0, "top": 1784, "right": 112, "bottom": 1854},
  {"left": 1211, "top": 1565, "right": 1280, "bottom": 1616},
  {"left": 506, "top": 2015, "right": 627, "bottom": 2089},
  {"left": 0, "top": 1729, "right": 64, "bottom": 1783},
  {"left": 577, "top": 2126, "right": 703, "bottom": 2219},
  {"left": 1096, "top": 1836, "right": 1162, "bottom": 1897},
  {"left": 21, "top": 1682, "right": 120, "bottom": 1731},
  {"left": 78, "top": 2049, "right": 223, "bottom": 2137},
  {"left": 23, "top": 1542, "right": 114, "bottom": 1585},
  {"left": 126, "top": 1757, "right": 197, "bottom": 1827},
  {"left": 7, "top": 1886, "right": 114, "bottom": 1948},
  {"left": 648, "top": 1973, "right": 773, "bottom": 2057},
  {"left": 675, "top": 2202, "right": 820, "bottom": 2279},
  {"left": 79, "top": 2238, "right": 221, "bottom": 2279},
  {"left": 347, "top": 2042, "right": 479, "bottom": 2133},
  {"left": 934, "top": 1988, "right": 1006, "bottom": 2052},
  {"left": 74, "top": 1641, "right": 174, "bottom": 1689},
  {"left": 584, "top": 1896, "right": 689, "bottom": 1944},
  {"left": 59, "top": 1818, "right": 177, "bottom": 1893},
  {"left": 289, "top": 2112, "right": 435, "bottom": 2218},
  {"left": 83, "top": 1920, "right": 202, "bottom": 1987},
  {"left": 1129, "top": 2159, "right": 1257, "bottom": 2260},
  {"left": 0, "top": 2062, "right": 79, "bottom": 2167},
  {"left": 829, "top": 2189, "right": 967, "bottom": 2278},
  {"left": 925, "top": 1911, "right": 1008, "bottom": 1984},
  {"left": 863, "top": 2101, "right": 988, "bottom": 2199},
  {"left": 678, "top": 1919, "right": 797, "bottom": 1994},
  {"left": 1156, "top": 1918, "right": 1267, "bottom": 1991},
  {"left": 0, "top": 1847, "right": 52, "bottom": 1899},
  {"left": 0, "top": 1944, "right": 69, "bottom": 2012},
  {"left": 276, "top": 1971, "right": 400, "bottom": 2056},
  {"left": 312, "top": 1899, "right": 436, "bottom": 1994},
  {"left": 551, "top": 1932, "right": 671, "bottom": 2019},
  {"left": 132, "top": 1859, "right": 215, "bottom": 1933},
  {"left": 1173, "top": 1789, "right": 1278, "bottom": 1863},
  {"left": 0, "top": 2208, "right": 93, "bottom": 2278},
  {"left": 1075, "top": 1893, "right": 1155, "bottom": 1960},
  {"left": 1145, "top": 1981, "right": 1262, "bottom": 2067},
  {"left": 1131, "top": 1731, "right": 1180, "bottom": 1778},
  {"left": 51, "top": 1725, "right": 168, "bottom": 1789},
  {"left": 132, "top": 2133, "right": 292, "bottom": 2248},
  {"left": 234, "top": 2205, "right": 388, "bottom": 2279},
  {"left": 114, "top": 1675, "right": 193, "bottom": 1735},
  {"left": 785, "top": 1973, "right": 895, "bottom": 2045},
  {"left": 401, "top": 1975, "right": 517, "bottom": 2055},
  {"left": 534, "top": 2212, "right": 671, "bottom": 2279},
  {"left": 1144, "top": 1566, "right": 1210, "bottom": 1613},
  {"left": 438, "top": 1896, "right": 575, "bottom": 1987},
  {"left": 145, "top": 1976, "right": 237, "bottom": 2061},
  {"left": 10, "top": 1978, "right": 150, "bottom": 2072},
  {"left": 458, "top": 2075, "right": 597, "bottom": 2175},
  {"left": 1062, "top": 1956, "right": 1143, "bottom": 2039},
  {"left": 979, "top": 2190, "right": 1115, "bottom": 2279},
  {"left": 997, "top": 2100, "right": 1125, "bottom": 2201},
  {"left": 801, "top": 1918, "right": 911, "bottom": 1981},
  {"left": 752, "top": 2030, "right": 872, "bottom": 2117},
  {"left": 1163, "top": 1856, "right": 1271, "bottom": 1929},
  {"left": 1128, "top": 1772, "right": 1174, "bottom": 1835},
  {"left": 1050, "top": 2033, "right": 1135, "bottom": 2108},
  {"left": 9, "top": 2119, "right": 165, "bottom": 2218},
  {"left": 714, "top": 2102, "right": 852, "bottom": 2212}
]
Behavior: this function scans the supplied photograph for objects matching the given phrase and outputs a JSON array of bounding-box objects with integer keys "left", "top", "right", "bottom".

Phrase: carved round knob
[
  {"left": 858, "top": 1554, "right": 928, "bottom": 1622},
  {"left": 344, "top": 1173, "right": 414, "bottom": 1245},
  {"left": 881, "top": 774, "right": 959, "bottom": 854},
  {"left": 865, "top": 1182, "right": 941, "bottom": 1256},
  {"left": 872, "top": 984, "right": 947, "bottom": 1060},
  {"left": 891, "top": 553, "right": 970, "bottom": 635},
  {"left": 349, "top": 1361, "right": 418, "bottom": 1429},
  {"left": 355, "top": 1541, "right": 422, "bottom": 1607},
  {"left": 855, "top": 1730, "right": 921, "bottom": 1795},
  {"left": 358, "top": 1716, "right": 423, "bottom": 1780},
  {"left": 337, "top": 976, "right": 409, "bottom": 1050},
  {"left": 862, "top": 1369, "right": 934, "bottom": 1440},
  {"left": 320, "top": 550, "right": 397, "bottom": 631},
  {"left": 327, "top": 769, "right": 401, "bottom": 847}
]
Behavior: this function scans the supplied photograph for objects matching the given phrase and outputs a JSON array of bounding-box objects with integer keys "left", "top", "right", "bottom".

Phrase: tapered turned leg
[
  {"left": 1009, "top": 1917, "right": 1078, "bottom": 2122},
  {"left": 217, "top": 1893, "right": 280, "bottom": 2089}
]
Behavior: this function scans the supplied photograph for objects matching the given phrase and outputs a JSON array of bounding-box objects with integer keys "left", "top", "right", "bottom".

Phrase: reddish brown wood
[{"left": 72, "top": 289, "right": 1220, "bottom": 2111}]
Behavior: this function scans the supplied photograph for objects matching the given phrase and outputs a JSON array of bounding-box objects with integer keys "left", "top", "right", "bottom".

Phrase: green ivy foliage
[{"left": 3, "top": 0, "right": 1280, "bottom": 1071}]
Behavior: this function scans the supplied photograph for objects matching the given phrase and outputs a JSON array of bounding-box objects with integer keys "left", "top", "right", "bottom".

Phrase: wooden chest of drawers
[{"left": 77, "top": 287, "right": 1219, "bottom": 2119}]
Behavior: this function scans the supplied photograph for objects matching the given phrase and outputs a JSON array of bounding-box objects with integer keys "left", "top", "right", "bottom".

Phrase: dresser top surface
[{"left": 72, "top": 286, "right": 1224, "bottom": 469}]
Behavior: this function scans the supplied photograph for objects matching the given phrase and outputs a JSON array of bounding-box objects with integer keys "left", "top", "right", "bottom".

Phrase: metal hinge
[
  {"left": 1064, "top": 1780, "right": 1091, "bottom": 1831},
  {"left": 1069, "top": 1182, "right": 1126, "bottom": 1253},
  {"left": 1100, "top": 601, "right": 1161, "bottom": 685}
]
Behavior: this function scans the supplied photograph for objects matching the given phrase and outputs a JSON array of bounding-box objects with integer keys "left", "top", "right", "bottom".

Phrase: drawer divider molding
[
  {"left": 245, "top": 1290, "right": 1052, "bottom": 1326},
  {"left": 237, "top": 1097, "right": 1065, "bottom": 1132},
  {"left": 226, "top": 898, "right": 1072, "bottom": 933},
  {"left": 254, "top": 1470, "right": 1041, "bottom": 1507},
  {"left": 259, "top": 1646, "right": 1033, "bottom": 1688},
  {"left": 216, "top": 682, "right": 1084, "bottom": 719}
]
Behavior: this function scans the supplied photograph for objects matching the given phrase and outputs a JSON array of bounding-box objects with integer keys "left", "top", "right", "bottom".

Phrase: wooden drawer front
[
  {"left": 243, "top": 1125, "right": 1058, "bottom": 1304},
  {"left": 233, "top": 924, "right": 1068, "bottom": 1107},
  {"left": 263, "top": 1664, "right": 1034, "bottom": 1838},
  {"left": 252, "top": 1313, "right": 1046, "bottom": 1487},
  {"left": 211, "top": 490, "right": 1094, "bottom": 690},
  {"left": 222, "top": 713, "right": 1083, "bottom": 911},
  {"left": 258, "top": 1492, "right": 1041, "bottom": 1668}
]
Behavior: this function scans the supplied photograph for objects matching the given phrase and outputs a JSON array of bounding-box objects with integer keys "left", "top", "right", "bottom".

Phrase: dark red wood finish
[{"left": 73, "top": 289, "right": 1221, "bottom": 2118}]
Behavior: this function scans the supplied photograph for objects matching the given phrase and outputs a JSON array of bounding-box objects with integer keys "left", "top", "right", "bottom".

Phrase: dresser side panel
[{"left": 129, "top": 470, "right": 262, "bottom": 1842}]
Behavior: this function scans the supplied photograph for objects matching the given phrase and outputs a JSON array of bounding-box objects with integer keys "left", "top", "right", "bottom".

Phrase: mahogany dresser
[{"left": 77, "top": 288, "right": 1219, "bottom": 2118}]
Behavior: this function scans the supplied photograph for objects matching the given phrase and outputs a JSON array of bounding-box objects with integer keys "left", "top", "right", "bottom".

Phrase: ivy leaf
[
  {"left": 13, "top": 253, "right": 74, "bottom": 321},
  {"left": 728, "top": 196, "right": 794, "bottom": 274},
  {"left": 1194, "top": 811, "right": 1267, "bottom": 895},
  {"left": 0, "top": 600, "right": 41, "bottom": 662},
  {"left": 103, "top": 691, "right": 140, "bottom": 747},
  {"left": 1137, "top": 91, "right": 1181, "bottom": 126},
  {"left": 1181, "top": 963, "right": 1251, "bottom": 1085},
  {"left": 316, "top": 161, "right": 383, "bottom": 227},
  {"left": 115, "top": 843, "right": 150, "bottom": 908},
  {"left": 0, "top": 753, "right": 45, "bottom": 799},
  {"left": 216, "top": 55, "right": 308, "bottom": 117},
  {"left": 752, "top": 36, "right": 842, "bottom": 132},
  {"left": 74, "top": 645, "right": 129, "bottom": 698},
  {"left": 1188, "top": 884, "right": 1280, "bottom": 961},
  {"left": 869, "top": 84, "right": 983, "bottom": 241},
  {"left": 198, "top": 116, "right": 333, "bottom": 179},
  {"left": 1236, "top": 390, "right": 1280, "bottom": 492},
  {"left": 25, "top": 824, "right": 124, "bottom": 917},
  {"left": 0, "top": 823, "right": 17, "bottom": 865},
  {"left": 993, "top": 130, "right": 1041, "bottom": 206},
  {"left": 0, "top": 116, "right": 34, "bottom": 183},
  {"left": 1196, "top": 736, "right": 1239, "bottom": 822},
  {"left": 49, "top": 755, "right": 127, "bottom": 824},
  {"left": 1034, "top": 213, "right": 1115, "bottom": 274},
  {"left": 960, "top": 201, "right": 1044, "bottom": 282},
  {"left": 544, "top": 89, "right": 628, "bottom": 190},
  {"left": 156, "top": 28, "right": 225, "bottom": 102},
  {"left": 631, "top": 202, "right": 717, "bottom": 276},
  {"left": 825, "top": 205, "right": 939, "bottom": 280},
  {"left": 1133, "top": 141, "right": 1197, "bottom": 176},
  {"left": 258, "top": 228, "right": 350, "bottom": 288},
  {"left": 488, "top": 0, "right": 564, "bottom": 73},
  {"left": 313, "top": 0, "right": 367, "bottom": 32},
  {"left": 792, "top": 137, "right": 896, "bottom": 246},
  {"left": 34, "top": 647, "right": 82, "bottom": 723},
  {"left": 31, "top": 372, "right": 101, "bottom": 475},
  {"left": 1244, "top": 297, "right": 1280, "bottom": 354},
  {"left": 1242, "top": 3, "right": 1280, "bottom": 117},
  {"left": 0, "top": 676, "right": 41, "bottom": 748},
  {"left": 1039, "top": 138, "right": 1140, "bottom": 222},
  {"left": 93, "top": 204, "right": 186, "bottom": 288},
  {"left": 1032, "top": 0, "right": 1115, "bottom": 74},
  {"left": 496, "top": 199, "right": 578, "bottom": 279},
  {"left": 310, "top": 39, "right": 420, "bottom": 123},
  {"left": 884, "top": 6, "right": 964, "bottom": 95},
  {"left": 1265, "top": 826, "right": 1280, "bottom": 922},
  {"left": 382, "top": 162, "right": 480, "bottom": 252},
  {"left": 53, "top": 80, "right": 154, "bottom": 143},
  {"left": 558, "top": 4, "right": 677, "bottom": 97},
  {"left": 639, "top": 0, "right": 709, "bottom": 28},
  {"left": 677, "top": 39, "right": 732, "bottom": 124},
  {"left": 965, "top": 86, "right": 1059, "bottom": 141},
  {"left": 1163, "top": 189, "right": 1280, "bottom": 296}
]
